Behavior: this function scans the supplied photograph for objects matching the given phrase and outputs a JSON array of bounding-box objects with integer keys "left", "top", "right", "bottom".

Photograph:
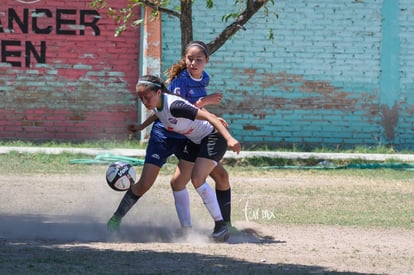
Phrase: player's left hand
[
  {"left": 196, "top": 93, "right": 223, "bottom": 107},
  {"left": 228, "top": 138, "right": 241, "bottom": 154}
]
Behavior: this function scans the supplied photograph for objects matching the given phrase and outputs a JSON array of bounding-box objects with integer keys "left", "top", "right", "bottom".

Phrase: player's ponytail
[{"left": 165, "top": 59, "right": 186, "bottom": 84}]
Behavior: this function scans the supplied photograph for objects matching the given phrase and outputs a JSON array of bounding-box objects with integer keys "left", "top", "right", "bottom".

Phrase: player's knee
[
  {"left": 170, "top": 171, "right": 190, "bottom": 191},
  {"left": 170, "top": 178, "right": 186, "bottom": 191},
  {"left": 190, "top": 177, "right": 204, "bottom": 189},
  {"left": 211, "top": 170, "right": 230, "bottom": 189},
  {"left": 211, "top": 166, "right": 229, "bottom": 182}
]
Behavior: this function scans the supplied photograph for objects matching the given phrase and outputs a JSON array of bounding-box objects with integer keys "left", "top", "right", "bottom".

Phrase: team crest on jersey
[
  {"left": 173, "top": 87, "right": 181, "bottom": 95},
  {"left": 168, "top": 118, "right": 178, "bottom": 124}
]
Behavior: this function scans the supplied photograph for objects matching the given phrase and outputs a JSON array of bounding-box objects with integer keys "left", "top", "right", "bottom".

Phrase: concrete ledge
[{"left": 225, "top": 151, "right": 414, "bottom": 161}]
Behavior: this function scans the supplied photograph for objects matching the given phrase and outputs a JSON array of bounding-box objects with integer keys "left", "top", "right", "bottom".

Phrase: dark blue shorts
[{"left": 145, "top": 122, "right": 187, "bottom": 167}]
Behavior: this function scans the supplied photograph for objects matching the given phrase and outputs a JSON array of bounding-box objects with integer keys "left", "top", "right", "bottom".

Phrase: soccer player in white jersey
[{"left": 122, "top": 74, "right": 241, "bottom": 241}]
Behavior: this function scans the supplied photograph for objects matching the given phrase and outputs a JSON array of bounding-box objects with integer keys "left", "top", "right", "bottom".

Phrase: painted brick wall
[
  {"left": 162, "top": 0, "right": 414, "bottom": 150},
  {"left": 398, "top": 0, "right": 414, "bottom": 149},
  {"left": 0, "top": 0, "right": 140, "bottom": 141}
]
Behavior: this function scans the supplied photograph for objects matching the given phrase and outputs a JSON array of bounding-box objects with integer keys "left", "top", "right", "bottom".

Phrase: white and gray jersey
[{"left": 154, "top": 93, "right": 214, "bottom": 144}]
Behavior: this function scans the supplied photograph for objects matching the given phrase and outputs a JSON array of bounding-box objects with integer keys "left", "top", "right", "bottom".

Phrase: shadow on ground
[
  {"left": 0, "top": 214, "right": 280, "bottom": 244},
  {"left": 0, "top": 214, "right": 376, "bottom": 275}
]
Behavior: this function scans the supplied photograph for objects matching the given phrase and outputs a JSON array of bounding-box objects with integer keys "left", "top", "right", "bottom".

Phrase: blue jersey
[
  {"left": 152, "top": 69, "right": 210, "bottom": 139},
  {"left": 169, "top": 69, "right": 210, "bottom": 104}
]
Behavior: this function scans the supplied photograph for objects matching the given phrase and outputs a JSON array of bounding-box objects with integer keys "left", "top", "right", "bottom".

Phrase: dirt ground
[{"left": 0, "top": 170, "right": 413, "bottom": 275}]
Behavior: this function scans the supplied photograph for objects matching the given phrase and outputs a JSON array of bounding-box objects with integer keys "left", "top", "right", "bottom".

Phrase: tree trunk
[{"left": 180, "top": 0, "right": 193, "bottom": 56}]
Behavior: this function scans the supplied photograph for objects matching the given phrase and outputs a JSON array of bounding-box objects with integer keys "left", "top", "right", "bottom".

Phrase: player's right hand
[{"left": 127, "top": 123, "right": 144, "bottom": 132}]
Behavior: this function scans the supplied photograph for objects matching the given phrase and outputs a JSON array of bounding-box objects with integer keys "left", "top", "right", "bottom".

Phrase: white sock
[
  {"left": 173, "top": 188, "right": 192, "bottom": 227},
  {"left": 196, "top": 182, "right": 223, "bottom": 221}
]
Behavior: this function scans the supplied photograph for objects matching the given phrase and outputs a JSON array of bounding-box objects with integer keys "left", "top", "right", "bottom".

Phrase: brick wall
[
  {"left": 3, "top": 0, "right": 413, "bottom": 150},
  {"left": 162, "top": 0, "right": 414, "bottom": 150},
  {"left": 0, "top": 0, "right": 140, "bottom": 141},
  {"left": 398, "top": 0, "right": 414, "bottom": 149}
]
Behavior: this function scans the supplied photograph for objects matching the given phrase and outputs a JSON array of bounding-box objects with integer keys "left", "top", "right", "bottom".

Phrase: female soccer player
[
  {"left": 113, "top": 75, "right": 240, "bottom": 241},
  {"left": 165, "top": 41, "right": 234, "bottom": 231}
]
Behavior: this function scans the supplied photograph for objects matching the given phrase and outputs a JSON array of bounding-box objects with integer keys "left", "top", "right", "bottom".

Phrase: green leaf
[
  {"left": 268, "top": 28, "right": 274, "bottom": 42},
  {"left": 206, "top": 0, "right": 213, "bottom": 8},
  {"left": 133, "top": 18, "right": 144, "bottom": 26},
  {"left": 222, "top": 13, "right": 238, "bottom": 22}
]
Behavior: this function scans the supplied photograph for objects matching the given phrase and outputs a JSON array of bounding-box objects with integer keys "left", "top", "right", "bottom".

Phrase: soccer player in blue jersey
[{"left": 165, "top": 41, "right": 234, "bottom": 231}]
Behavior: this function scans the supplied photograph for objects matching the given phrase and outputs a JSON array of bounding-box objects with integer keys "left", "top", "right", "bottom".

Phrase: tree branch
[
  {"left": 138, "top": 0, "right": 180, "bottom": 18},
  {"left": 207, "top": 0, "right": 268, "bottom": 55}
]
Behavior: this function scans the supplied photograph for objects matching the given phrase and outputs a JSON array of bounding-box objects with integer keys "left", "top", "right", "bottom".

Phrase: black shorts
[{"left": 181, "top": 130, "right": 227, "bottom": 163}]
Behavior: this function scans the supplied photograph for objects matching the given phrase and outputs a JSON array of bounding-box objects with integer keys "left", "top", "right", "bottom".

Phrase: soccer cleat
[
  {"left": 107, "top": 215, "right": 122, "bottom": 233},
  {"left": 211, "top": 220, "right": 230, "bottom": 242}
]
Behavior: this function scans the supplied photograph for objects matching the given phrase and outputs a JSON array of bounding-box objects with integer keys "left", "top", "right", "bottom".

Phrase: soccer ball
[{"left": 106, "top": 161, "right": 136, "bottom": 191}]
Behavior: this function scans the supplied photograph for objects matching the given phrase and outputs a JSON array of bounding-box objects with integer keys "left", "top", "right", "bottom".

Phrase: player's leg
[
  {"left": 170, "top": 140, "right": 198, "bottom": 228},
  {"left": 191, "top": 157, "right": 229, "bottom": 241},
  {"left": 209, "top": 164, "right": 232, "bottom": 226},
  {"left": 170, "top": 159, "right": 194, "bottom": 228},
  {"left": 191, "top": 157, "right": 221, "bottom": 220},
  {"left": 107, "top": 163, "right": 160, "bottom": 232},
  {"left": 192, "top": 131, "right": 230, "bottom": 241},
  {"left": 107, "top": 127, "right": 172, "bottom": 232}
]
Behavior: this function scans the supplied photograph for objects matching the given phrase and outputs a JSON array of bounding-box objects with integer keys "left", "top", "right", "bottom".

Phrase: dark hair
[
  {"left": 136, "top": 75, "right": 169, "bottom": 93},
  {"left": 185, "top": 41, "right": 209, "bottom": 58},
  {"left": 165, "top": 41, "right": 209, "bottom": 83}
]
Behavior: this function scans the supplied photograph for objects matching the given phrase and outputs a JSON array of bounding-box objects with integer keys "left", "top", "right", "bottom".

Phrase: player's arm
[
  {"left": 194, "top": 94, "right": 228, "bottom": 128},
  {"left": 170, "top": 101, "right": 239, "bottom": 152},
  {"left": 196, "top": 108, "right": 241, "bottom": 154},
  {"left": 194, "top": 93, "right": 223, "bottom": 108},
  {"left": 127, "top": 113, "right": 157, "bottom": 132}
]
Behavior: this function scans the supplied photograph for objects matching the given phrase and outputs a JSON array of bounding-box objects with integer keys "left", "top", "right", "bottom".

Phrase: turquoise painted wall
[{"left": 162, "top": 0, "right": 414, "bottom": 150}]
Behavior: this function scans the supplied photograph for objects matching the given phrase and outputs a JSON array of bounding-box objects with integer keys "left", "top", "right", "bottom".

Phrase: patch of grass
[
  {"left": 222, "top": 156, "right": 414, "bottom": 169},
  {"left": 0, "top": 151, "right": 99, "bottom": 174},
  {"left": 231, "top": 169, "right": 414, "bottom": 229},
  {"left": 276, "top": 179, "right": 413, "bottom": 228}
]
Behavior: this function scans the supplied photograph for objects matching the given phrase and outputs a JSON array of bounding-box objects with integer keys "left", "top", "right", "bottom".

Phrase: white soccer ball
[{"left": 105, "top": 161, "right": 136, "bottom": 191}]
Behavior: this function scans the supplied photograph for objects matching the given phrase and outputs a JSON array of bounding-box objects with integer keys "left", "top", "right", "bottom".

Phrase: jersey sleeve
[{"left": 170, "top": 100, "right": 198, "bottom": 120}]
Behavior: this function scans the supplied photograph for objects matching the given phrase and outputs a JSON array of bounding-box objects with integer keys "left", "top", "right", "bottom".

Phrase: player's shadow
[
  {"left": 0, "top": 214, "right": 280, "bottom": 244},
  {"left": 118, "top": 223, "right": 284, "bottom": 244},
  {"left": 227, "top": 227, "right": 284, "bottom": 244}
]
